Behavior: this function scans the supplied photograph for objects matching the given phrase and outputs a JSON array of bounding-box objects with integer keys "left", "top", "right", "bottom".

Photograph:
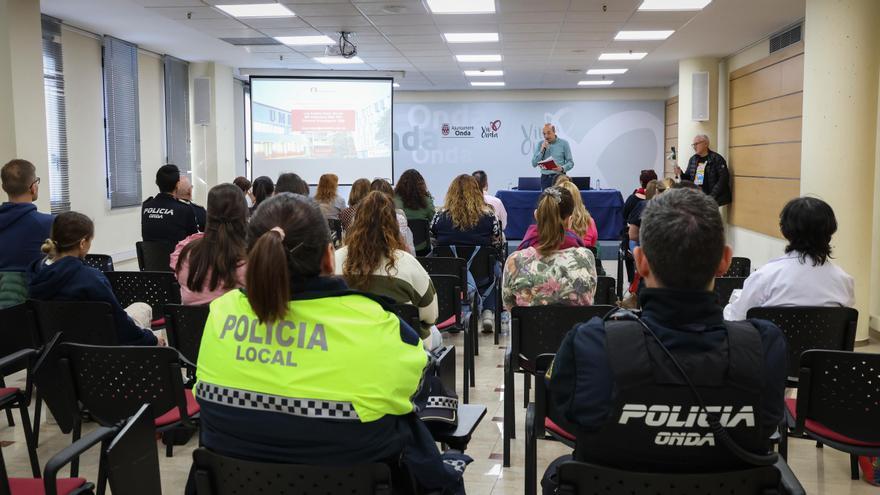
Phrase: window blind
[
  {"left": 102, "top": 35, "right": 142, "bottom": 208},
  {"left": 163, "top": 55, "right": 190, "bottom": 173},
  {"left": 41, "top": 16, "right": 70, "bottom": 214}
]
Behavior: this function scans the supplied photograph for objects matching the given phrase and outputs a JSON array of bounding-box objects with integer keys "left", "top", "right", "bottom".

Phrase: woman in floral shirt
[{"left": 502, "top": 187, "right": 597, "bottom": 309}]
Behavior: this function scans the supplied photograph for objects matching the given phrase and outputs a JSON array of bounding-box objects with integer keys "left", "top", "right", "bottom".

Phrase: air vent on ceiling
[
  {"left": 220, "top": 37, "right": 281, "bottom": 46},
  {"left": 769, "top": 25, "right": 801, "bottom": 53}
]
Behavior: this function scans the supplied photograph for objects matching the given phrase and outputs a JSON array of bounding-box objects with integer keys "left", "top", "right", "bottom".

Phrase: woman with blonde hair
[
  {"left": 335, "top": 191, "right": 440, "bottom": 349},
  {"left": 503, "top": 186, "right": 597, "bottom": 309},
  {"left": 554, "top": 177, "right": 598, "bottom": 248},
  {"left": 314, "top": 173, "right": 346, "bottom": 220},
  {"left": 430, "top": 174, "right": 504, "bottom": 331}
]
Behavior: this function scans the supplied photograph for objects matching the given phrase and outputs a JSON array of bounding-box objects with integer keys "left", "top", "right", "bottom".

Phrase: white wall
[
  {"left": 62, "top": 27, "right": 165, "bottom": 269},
  {"left": 395, "top": 87, "right": 668, "bottom": 103}
]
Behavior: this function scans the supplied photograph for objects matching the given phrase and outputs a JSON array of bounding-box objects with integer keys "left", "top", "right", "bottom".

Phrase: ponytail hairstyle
[
  {"left": 535, "top": 187, "right": 574, "bottom": 256},
  {"left": 342, "top": 191, "right": 407, "bottom": 290},
  {"left": 251, "top": 176, "right": 275, "bottom": 208},
  {"left": 556, "top": 178, "right": 592, "bottom": 238},
  {"left": 246, "top": 193, "right": 331, "bottom": 323},
  {"left": 645, "top": 179, "right": 665, "bottom": 200},
  {"left": 42, "top": 211, "right": 94, "bottom": 260},
  {"left": 176, "top": 184, "right": 248, "bottom": 292}
]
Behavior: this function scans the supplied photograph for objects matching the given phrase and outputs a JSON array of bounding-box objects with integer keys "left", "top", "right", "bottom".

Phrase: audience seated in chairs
[
  {"left": 724, "top": 196, "right": 854, "bottom": 320},
  {"left": 141, "top": 164, "right": 201, "bottom": 245},
  {"left": 188, "top": 193, "right": 469, "bottom": 494},
  {"left": 543, "top": 188, "right": 787, "bottom": 493},
  {"left": 175, "top": 174, "right": 207, "bottom": 231},
  {"left": 232, "top": 176, "right": 253, "bottom": 207},
  {"left": 430, "top": 174, "right": 505, "bottom": 333},
  {"left": 340, "top": 178, "right": 370, "bottom": 231},
  {"left": 472, "top": 170, "right": 507, "bottom": 230},
  {"left": 619, "top": 169, "right": 657, "bottom": 283},
  {"left": 555, "top": 176, "right": 597, "bottom": 249},
  {"left": 502, "top": 187, "right": 598, "bottom": 310},
  {"left": 372, "top": 178, "right": 416, "bottom": 255},
  {"left": 171, "top": 184, "right": 248, "bottom": 306},
  {"left": 394, "top": 169, "right": 436, "bottom": 253},
  {"left": 275, "top": 172, "right": 309, "bottom": 196},
  {"left": 314, "top": 173, "right": 346, "bottom": 220},
  {"left": 27, "top": 211, "right": 161, "bottom": 346},
  {"left": 0, "top": 159, "right": 53, "bottom": 272},
  {"left": 335, "top": 191, "right": 442, "bottom": 351},
  {"left": 249, "top": 176, "right": 274, "bottom": 215}
]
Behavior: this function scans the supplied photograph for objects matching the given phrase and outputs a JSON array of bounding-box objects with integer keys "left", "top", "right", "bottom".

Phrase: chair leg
[
  {"left": 71, "top": 417, "right": 82, "bottom": 477},
  {"left": 17, "top": 402, "right": 41, "bottom": 478},
  {"left": 96, "top": 448, "right": 108, "bottom": 495},
  {"left": 32, "top": 392, "right": 42, "bottom": 447},
  {"left": 473, "top": 316, "right": 479, "bottom": 357},
  {"left": 503, "top": 364, "right": 514, "bottom": 467},
  {"left": 525, "top": 403, "right": 537, "bottom": 495},
  {"left": 523, "top": 374, "right": 531, "bottom": 409},
  {"left": 850, "top": 455, "right": 860, "bottom": 480},
  {"left": 5, "top": 408, "right": 13, "bottom": 427},
  {"left": 164, "top": 431, "right": 174, "bottom": 457},
  {"left": 778, "top": 424, "right": 788, "bottom": 460},
  {"left": 462, "top": 323, "right": 470, "bottom": 404},
  {"left": 816, "top": 441, "right": 823, "bottom": 449}
]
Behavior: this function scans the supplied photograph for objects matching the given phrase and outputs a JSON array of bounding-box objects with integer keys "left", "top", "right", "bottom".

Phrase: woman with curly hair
[
  {"left": 335, "top": 191, "right": 440, "bottom": 349},
  {"left": 430, "top": 174, "right": 504, "bottom": 332},
  {"left": 394, "top": 169, "right": 435, "bottom": 252}
]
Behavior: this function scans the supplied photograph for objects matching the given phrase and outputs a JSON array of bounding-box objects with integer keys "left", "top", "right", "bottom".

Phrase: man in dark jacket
[
  {"left": 0, "top": 159, "right": 53, "bottom": 271},
  {"left": 141, "top": 164, "right": 200, "bottom": 244},
  {"left": 679, "top": 134, "right": 731, "bottom": 206},
  {"left": 543, "top": 189, "right": 785, "bottom": 491}
]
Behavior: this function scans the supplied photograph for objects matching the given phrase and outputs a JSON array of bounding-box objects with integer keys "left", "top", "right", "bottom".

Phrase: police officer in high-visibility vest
[
  {"left": 190, "top": 193, "right": 469, "bottom": 494},
  {"left": 542, "top": 189, "right": 787, "bottom": 492}
]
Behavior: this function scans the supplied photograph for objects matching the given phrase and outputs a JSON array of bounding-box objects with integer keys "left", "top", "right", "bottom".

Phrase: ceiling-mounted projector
[{"left": 324, "top": 32, "right": 358, "bottom": 58}]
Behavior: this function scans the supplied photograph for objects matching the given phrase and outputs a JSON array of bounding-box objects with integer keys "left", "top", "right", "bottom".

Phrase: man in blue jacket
[{"left": 0, "top": 159, "right": 53, "bottom": 272}]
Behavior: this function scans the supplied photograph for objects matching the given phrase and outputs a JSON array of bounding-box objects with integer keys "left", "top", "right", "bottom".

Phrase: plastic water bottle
[{"left": 595, "top": 179, "right": 601, "bottom": 190}]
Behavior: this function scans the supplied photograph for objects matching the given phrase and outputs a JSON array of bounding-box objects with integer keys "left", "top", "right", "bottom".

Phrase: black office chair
[
  {"left": 164, "top": 304, "right": 210, "bottom": 383},
  {"left": 104, "top": 271, "right": 181, "bottom": 329},
  {"left": 715, "top": 276, "right": 747, "bottom": 306},
  {"left": 328, "top": 218, "right": 343, "bottom": 248},
  {"left": 135, "top": 241, "right": 176, "bottom": 272},
  {"left": 407, "top": 218, "right": 432, "bottom": 257},
  {"left": 504, "top": 305, "right": 614, "bottom": 467},
  {"left": 593, "top": 276, "right": 617, "bottom": 305},
  {"left": 430, "top": 274, "right": 474, "bottom": 403},
  {"left": 724, "top": 256, "right": 751, "bottom": 277},
  {"left": 0, "top": 314, "right": 42, "bottom": 479},
  {"left": 746, "top": 306, "right": 857, "bottom": 386},
  {"left": 390, "top": 304, "right": 421, "bottom": 337},
  {"left": 433, "top": 245, "right": 502, "bottom": 345},
  {"left": 82, "top": 254, "right": 115, "bottom": 272},
  {"left": 192, "top": 448, "right": 393, "bottom": 495}
]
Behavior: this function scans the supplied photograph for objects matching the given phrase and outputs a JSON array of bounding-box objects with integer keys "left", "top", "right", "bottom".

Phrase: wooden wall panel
[
  {"left": 728, "top": 42, "right": 803, "bottom": 238},
  {"left": 728, "top": 176, "right": 800, "bottom": 238},
  {"left": 664, "top": 96, "right": 678, "bottom": 178}
]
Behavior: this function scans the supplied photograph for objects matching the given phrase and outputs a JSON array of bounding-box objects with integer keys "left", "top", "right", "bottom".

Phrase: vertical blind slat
[
  {"left": 163, "top": 55, "right": 191, "bottom": 173},
  {"left": 41, "top": 16, "right": 70, "bottom": 214},
  {"left": 103, "top": 36, "right": 142, "bottom": 209}
]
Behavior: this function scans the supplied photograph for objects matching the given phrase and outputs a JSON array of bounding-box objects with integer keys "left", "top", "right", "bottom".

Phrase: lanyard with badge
[{"left": 695, "top": 160, "right": 707, "bottom": 186}]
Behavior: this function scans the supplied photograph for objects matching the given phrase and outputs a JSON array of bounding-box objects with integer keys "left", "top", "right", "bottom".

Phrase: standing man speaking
[{"left": 531, "top": 123, "right": 573, "bottom": 190}]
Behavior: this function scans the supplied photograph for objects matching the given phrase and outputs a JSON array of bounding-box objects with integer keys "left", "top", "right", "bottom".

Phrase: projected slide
[{"left": 250, "top": 77, "right": 393, "bottom": 185}]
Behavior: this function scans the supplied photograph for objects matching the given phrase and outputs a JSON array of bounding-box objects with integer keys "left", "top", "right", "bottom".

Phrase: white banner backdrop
[{"left": 391, "top": 99, "right": 665, "bottom": 202}]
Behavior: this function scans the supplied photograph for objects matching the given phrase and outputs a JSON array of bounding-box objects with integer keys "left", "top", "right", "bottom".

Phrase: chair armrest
[
  {"left": 0, "top": 348, "right": 37, "bottom": 371},
  {"left": 775, "top": 457, "right": 805, "bottom": 495},
  {"left": 44, "top": 425, "right": 117, "bottom": 495}
]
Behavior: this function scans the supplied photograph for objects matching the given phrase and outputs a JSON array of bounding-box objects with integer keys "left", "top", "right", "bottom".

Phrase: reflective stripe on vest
[{"left": 196, "top": 289, "right": 429, "bottom": 423}]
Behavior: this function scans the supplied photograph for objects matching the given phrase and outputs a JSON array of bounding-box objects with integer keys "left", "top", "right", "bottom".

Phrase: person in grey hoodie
[
  {"left": 0, "top": 159, "right": 53, "bottom": 271},
  {"left": 28, "top": 211, "right": 159, "bottom": 346}
]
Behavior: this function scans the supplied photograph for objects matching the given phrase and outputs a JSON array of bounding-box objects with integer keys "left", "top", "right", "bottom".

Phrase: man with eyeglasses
[
  {"left": 678, "top": 134, "right": 731, "bottom": 207},
  {"left": 0, "top": 159, "right": 54, "bottom": 271}
]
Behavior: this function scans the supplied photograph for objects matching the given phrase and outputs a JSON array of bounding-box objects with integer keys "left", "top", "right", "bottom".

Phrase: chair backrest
[
  {"left": 192, "top": 448, "right": 393, "bottom": 495},
  {"left": 518, "top": 177, "right": 541, "bottom": 190},
  {"left": 434, "top": 345, "right": 456, "bottom": 394},
  {"left": 510, "top": 305, "right": 614, "bottom": 372},
  {"left": 0, "top": 304, "right": 39, "bottom": 373},
  {"left": 105, "top": 271, "right": 181, "bottom": 318},
  {"left": 715, "top": 276, "right": 747, "bottom": 306},
  {"left": 83, "top": 254, "right": 115, "bottom": 272},
  {"left": 28, "top": 299, "right": 118, "bottom": 346},
  {"left": 418, "top": 256, "right": 466, "bottom": 288},
  {"left": 0, "top": 271, "right": 28, "bottom": 310},
  {"left": 164, "top": 304, "right": 209, "bottom": 366},
  {"left": 796, "top": 349, "right": 880, "bottom": 444},
  {"left": 556, "top": 460, "right": 781, "bottom": 495},
  {"left": 105, "top": 403, "right": 163, "bottom": 495},
  {"left": 594, "top": 276, "right": 617, "bottom": 305},
  {"left": 433, "top": 245, "right": 497, "bottom": 283},
  {"left": 327, "top": 219, "right": 343, "bottom": 248},
  {"left": 407, "top": 218, "right": 431, "bottom": 254},
  {"left": 59, "top": 343, "right": 188, "bottom": 426},
  {"left": 724, "top": 257, "right": 751, "bottom": 277},
  {"left": 746, "top": 306, "right": 858, "bottom": 382},
  {"left": 429, "top": 274, "right": 462, "bottom": 328},
  {"left": 390, "top": 304, "right": 421, "bottom": 333},
  {"left": 135, "top": 241, "right": 175, "bottom": 272}
]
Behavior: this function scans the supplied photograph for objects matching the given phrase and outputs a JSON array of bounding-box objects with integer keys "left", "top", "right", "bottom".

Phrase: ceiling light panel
[
  {"left": 444, "top": 32, "right": 499, "bottom": 43},
  {"left": 598, "top": 52, "right": 647, "bottom": 60},
  {"left": 587, "top": 68, "right": 628, "bottom": 75},
  {"left": 427, "top": 0, "right": 496, "bottom": 14},
  {"left": 456, "top": 54, "right": 502, "bottom": 62},
  {"left": 578, "top": 80, "right": 614, "bottom": 86},
  {"left": 464, "top": 69, "right": 504, "bottom": 76},
  {"left": 274, "top": 35, "right": 334, "bottom": 45},
  {"left": 471, "top": 81, "right": 505, "bottom": 86},
  {"left": 215, "top": 4, "right": 295, "bottom": 18},
  {"left": 638, "top": 0, "right": 712, "bottom": 11},
  {"left": 614, "top": 30, "right": 674, "bottom": 40},
  {"left": 313, "top": 56, "right": 364, "bottom": 64}
]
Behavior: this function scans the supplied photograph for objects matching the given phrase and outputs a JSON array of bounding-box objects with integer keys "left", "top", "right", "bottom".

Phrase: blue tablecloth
[{"left": 496, "top": 189, "right": 625, "bottom": 240}]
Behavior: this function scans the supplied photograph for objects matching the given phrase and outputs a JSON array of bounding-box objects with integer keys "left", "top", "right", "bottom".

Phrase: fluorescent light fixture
[
  {"left": 464, "top": 69, "right": 504, "bottom": 77},
  {"left": 274, "top": 35, "right": 334, "bottom": 45},
  {"left": 313, "top": 56, "right": 364, "bottom": 64},
  {"left": 393, "top": 83, "right": 400, "bottom": 88},
  {"left": 599, "top": 52, "right": 647, "bottom": 60},
  {"left": 444, "top": 32, "right": 499, "bottom": 43},
  {"left": 456, "top": 54, "right": 501, "bottom": 62},
  {"left": 587, "top": 68, "right": 628, "bottom": 75},
  {"left": 578, "top": 80, "right": 614, "bottom": 86},
  {"left": 215, "top": 3, "right": 295, "bottom": 18},
  {"left": 615, "top": 30, "right": 674, "bottom": 40},
  {"left": 470, "top": 81, "right": 505, "bottom": 87},
  {"left": 638, "top": 0, "right": 712, "bottom": 11},
  {"left": 427, "top": 0, "right": 495, "bottom": 14}
]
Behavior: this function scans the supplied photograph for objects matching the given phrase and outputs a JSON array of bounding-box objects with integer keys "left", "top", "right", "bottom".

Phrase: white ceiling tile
[
  {"left": 285, "top": 3, "right": 362, "bottom": 16},
  {"left": 261, "top": 27, "right": 325, "bottom": 36},
  {"left": 242, "top": 45, "right": 293, "bottom": 53},
  {"left": 500, "top": 32, "right": 558, "bottom": 42},
  {"left": 355, "top": 2, "right": 428, "bottom": 15},
  {"left": 378, "top": 25, "right": 441, "bottom": 35},
  {"left": 367, "top": 14, "right": 436, "bottom": 26},
  {"left": 147, "top": 6, "right": 227, "bottom": 20},
  {"left": 556, "top": 31, "right": 616, "bottom": 41},
  {"left": 180, "top": 18, "right": 246, "bottom": 30},
  {"left": 431, "top": 13, "right": 497, "bottom": 25},
  {"left": 132, "top": 0, "right": 203, "bottom": 6},
  {"left": 500, "top": 40, "right": 556, "bottom": 49},
  {"left": 563, "top": 12, "right": 632, "bottom": 22},
  {"left": 499, "top": 12, "right": 566, "bottom": 23},
  {"left": 499, "top": 23, "right": 560, "bottom": 33},
  {"left": 302, "top": 16, "right": 374, "bottom": 27},
  {"left": 496, "top": 0, "right": 570, "bottom": 13},
  {"left": 568, "top": 0, "right": 641, "bottom": 12},
  {"left": 241, "top": 17, "right": 309, "bottom": 29}
]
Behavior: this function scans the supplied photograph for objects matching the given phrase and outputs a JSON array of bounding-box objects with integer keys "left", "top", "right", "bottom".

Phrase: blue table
[{"left": 496, "top": 189, "right": 625, "bottom": 240}]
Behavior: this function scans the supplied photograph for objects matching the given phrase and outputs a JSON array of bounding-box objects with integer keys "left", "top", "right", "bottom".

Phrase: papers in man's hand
[{"left": 537, "top": 157, "right": 561, "bottom": 171}]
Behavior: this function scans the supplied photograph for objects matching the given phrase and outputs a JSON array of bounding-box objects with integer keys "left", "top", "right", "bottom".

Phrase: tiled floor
[{"left": 2, "top": 285, "right": 878, "bottom": 493}]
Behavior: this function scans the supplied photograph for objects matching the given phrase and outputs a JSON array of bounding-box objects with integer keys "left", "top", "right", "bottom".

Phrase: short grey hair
[
  {"left": 543, "top": 123, "right": 556, "bottom": 132},
  {"left": 640, "top": 188, "right": 724, "bottom": 289},
  {"left": 694, "top": 134, "right": 710, "bottom": 145}
]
